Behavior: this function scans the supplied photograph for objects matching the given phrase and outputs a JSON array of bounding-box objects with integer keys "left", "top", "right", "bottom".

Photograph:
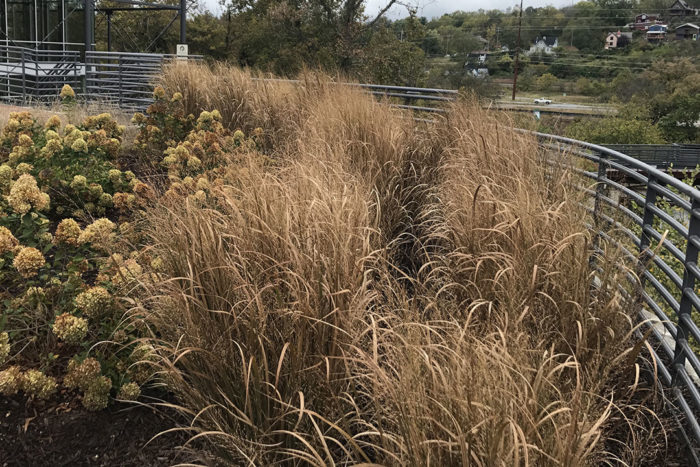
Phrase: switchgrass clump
[{"left": 129, "top": 65, "right": 665, "bottom": 464}]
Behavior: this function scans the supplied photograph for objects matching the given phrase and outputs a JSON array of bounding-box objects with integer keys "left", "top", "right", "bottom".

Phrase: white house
[
  {"left": 604, "top": 31, "right": 633, "bottom": 49},
  {"left": 527, "top": 36, "right": 559, "bottom": 55}
]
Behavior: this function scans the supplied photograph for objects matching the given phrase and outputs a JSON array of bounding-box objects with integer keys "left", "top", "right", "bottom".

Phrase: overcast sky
[{"left": 202, "top": 0, "right": 575, "bottom": 17}]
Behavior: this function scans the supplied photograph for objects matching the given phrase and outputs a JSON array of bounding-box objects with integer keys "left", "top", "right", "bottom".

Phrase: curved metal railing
[{"left": 533, "top": 132, "right": 700, "bottom": 461}]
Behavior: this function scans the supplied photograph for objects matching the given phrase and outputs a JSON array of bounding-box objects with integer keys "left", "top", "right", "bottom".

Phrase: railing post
[
  {"left": 118, "top": 58, "right": 123, "bottom": 108},
  {"left": 639, "top": 176, "right": 658, "bottom": 289},
  {"left": 20, "top": 50, "right": 26, "bottom": 105},
  {"left": 674, "top": 198, "right": 700, "bottom": 383},
  {"left": 591, "top": 149, "right": 609, "bottom": 266}
]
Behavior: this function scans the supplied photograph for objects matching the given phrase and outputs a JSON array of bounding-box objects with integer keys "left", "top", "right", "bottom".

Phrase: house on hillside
[
  {"left": 675, "top": 23, "right": 699, "bottom": 39},
  {"left": 632, "top": 13, "right": 662, "bottom": 30},
  {"left": 646, "top": 24, "right": 668, "bottom": 41},
  {"left": 669, "top": 0, "right": 699, "bottom": 19},
  {"left": 467, "top": 51, "right": 491, "bottom": 65},
  {"left": 527, "top": 36, "right": 558, "bottom": 55},
  {"left": 605, "top": 31, "right": 633, "bottom": 49}
]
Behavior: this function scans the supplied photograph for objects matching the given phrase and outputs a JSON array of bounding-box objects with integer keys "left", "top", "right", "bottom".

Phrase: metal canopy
[{"left": 0, "top": 0, "right": 186, "bottom": 54}]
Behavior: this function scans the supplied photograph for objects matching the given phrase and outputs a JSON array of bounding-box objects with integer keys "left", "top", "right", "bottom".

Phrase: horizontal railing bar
[
  {"left": 641, "top": 292, "right": 679, "bottom": 340},
  {"left": 676, "top": 365, "right": 700, "bottom": 409},
  {"left": 680, "top": 313, "right": 700, "bottom": 349},
  {"left": 682, "top": 286, "right": 700, "bottom": 314},
  {"left": 392, "top": 104, "right": 446, "bottom": 113},
  {"left": 643, "top": 270, "right": 681, "bottom": 315},
  {"left": 649, "top": 255, "right": 684, "bottom": 291},
  {"left": 598, "top": 176, "right": 647, "bottom": 206},
  {"left": 370, "top": 91, "right": 454, "bottom": 102},
  {"left": 649, "top": 180, "right": 693, "bottom": 213},
  {"left": 647, "top": 204, "right": 690, "bottom": 240},
  {"left": 642, "top": 225, "right": 687, "bottom": 265},
  {"left": 674, "top": 387, "right": 700, "bottom": 445}
]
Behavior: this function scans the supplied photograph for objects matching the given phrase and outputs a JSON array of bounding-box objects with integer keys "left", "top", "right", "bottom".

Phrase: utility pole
[
  {"left": 180, "top": 0, "right": 186, "bottom": 44},
  {"left": 511, "top": 0, "right": 523, "bottom": 101}
]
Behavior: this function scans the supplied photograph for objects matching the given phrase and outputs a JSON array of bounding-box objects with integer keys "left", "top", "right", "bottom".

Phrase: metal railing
[
  {"left": 603, "top": 144, "right": 700, "bottom": 170},
  {"left": 85, "top": 51, "right": 202, "bottom": 111},
  {"left": 535, "top": 132, "right": 700, "bottom": 462},
  {"left": 0, "top": 47, "right": 201, "bottom": 110},
  {"left": 0, "top": 45, "right": 81, "bottom": 105}
]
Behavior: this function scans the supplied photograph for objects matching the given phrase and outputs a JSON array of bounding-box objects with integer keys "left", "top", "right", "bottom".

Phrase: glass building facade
[{"left": 1, "top": 0, "right": 85, "bottom": 51}]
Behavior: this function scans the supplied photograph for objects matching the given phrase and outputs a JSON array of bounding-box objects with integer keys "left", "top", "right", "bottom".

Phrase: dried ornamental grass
[{"left": 130, "top": 69, "right": 657, "bottom": 466}]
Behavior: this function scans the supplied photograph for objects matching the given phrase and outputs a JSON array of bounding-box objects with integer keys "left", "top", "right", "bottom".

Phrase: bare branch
[{"left": 366, "top": 0, "right": 399, "bottom": 27}]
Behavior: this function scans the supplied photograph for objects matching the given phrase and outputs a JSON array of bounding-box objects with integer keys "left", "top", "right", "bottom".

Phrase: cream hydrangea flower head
[
  {"left": 7, "top": 174, "right": 49, "bottom": 214},
  {"left": 52, "top": 313, "right": 88, "bottom": 344},
  {"left": 113, "top": 259, "right": 143, "bottom": 286},
  {"left": 64, "top": 357, "right": 101, "bottom": 389},
  {"left": 59, "top": 84, "right": 76, "bottom": 99},
  {"left": 0, "top": 226, "right": 18, "bottom": 255},
  {"left": 0, "top": 164, "right": 13, "bottom": 189},
  {"left": 108, "top": 169, "right": 122, "bottom": 184},
  {"left": 70, "top": 175, "right": 88, "bottom": 191},
  {"left": 44, "top": 129, "right": 60, "bottom": 140},
  {"left": 117, "top": 382, "right": 141, "bottom": 401},
  {"left": 13, "top": 246, "right": 45, "bottom": 278},
  {"left": 22, "top": 369, "right": 57, "bottom": 399},
  {"left": 153, "top": 86, "right": 166, "bottom": 99},
  {"left": 82, "top": 375, "right": 111, "bottom": 410},
  {"left": 15, "top": 162, "right": 33, "bottom": 175},
  {"left": 75, "top": 286, "right": 112, "bottom": 320},
  {"left": 78, "top": 218, "right": 116, "bottom": 251},
  {"left": 0, "top": 366, "right": 23, "bottom": 396},
  {"left": 71, "top": 137, "right": 88, "bottom": 153},
  {"left": 98, "top": 193, "right": 113, "bottom": 208},
  {"left": 40, "top": 137, "right": 63, "bottom": 158},
  {"left": 54, "top": 218, "right": 82, "bottom": 246},
  {"left": 45, "top": 115, "right": 62, "bottom": 129},
  {"left": 18, "top": 134, "right": 33, "bottom": 147}
]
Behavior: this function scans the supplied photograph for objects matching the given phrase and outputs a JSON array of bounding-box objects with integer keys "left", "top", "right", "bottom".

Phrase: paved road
[{"left": 494, "top": 98, "right": 616, "bottom": 116}]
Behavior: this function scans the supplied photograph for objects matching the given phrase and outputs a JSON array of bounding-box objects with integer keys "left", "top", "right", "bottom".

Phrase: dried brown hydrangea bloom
[
  {"left": 75, "top": 286, "right": 112, "bottom": 320},
  {"left": 44, "top": 115, "right": 62, "bottom": 129},
  {"left": 0, "top": 226, "right": 19, "bottom": 255},
  {"left": 6, "top": 174, "right": 50, "bottom": 214},
  {"left": 54, "top": 218, "right": 82, "bottom": 246},
  {"left": 13, "top": 246, "right": 45, "bottom": 278},
  {"left": 82, "top": 375, "right": 112, "bottom": 410},
  {"left": 117, "top": 381, "right": 141, "bottom": 401},
  {"left": 52, "top": 313, "right": 88, "bottom": 344},
  {"left": 22, "top": 369, "right": 57, "bottom": 399},
  {"left": 64, "top": 357, "right": 101, "bottom": 390},
  {"left": 59, "top": 84, "right": 76, "bottom": 99},
  {"left": 77, "top": 218, "right": 116, "bottom": 251},
  {"left": 0, "top": 366, "right": 23, "bottom": 396}
]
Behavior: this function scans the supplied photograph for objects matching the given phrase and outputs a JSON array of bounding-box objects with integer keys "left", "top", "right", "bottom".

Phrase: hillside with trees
[{"left": 95, "top": 0, "right": 700, "bottom": 142}]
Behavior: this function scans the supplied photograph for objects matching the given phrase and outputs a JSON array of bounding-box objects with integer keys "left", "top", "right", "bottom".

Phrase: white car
[{"left": 534, "top": 98, "right": 552, "bottom": 105}]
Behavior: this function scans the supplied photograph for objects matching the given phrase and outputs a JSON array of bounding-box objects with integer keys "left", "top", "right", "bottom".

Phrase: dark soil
[{"left": 0, "top": 394, "right": 193, "bottom": 467}]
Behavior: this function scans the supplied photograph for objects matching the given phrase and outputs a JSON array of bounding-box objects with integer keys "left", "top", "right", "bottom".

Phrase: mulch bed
[{"left": 0, "top": 394, "right": 192, "bottom": 467}]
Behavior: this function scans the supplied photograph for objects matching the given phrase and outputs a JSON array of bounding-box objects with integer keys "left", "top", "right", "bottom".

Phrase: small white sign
[{"left": 176, "top": 44, "right": 188, "bottom": 60}]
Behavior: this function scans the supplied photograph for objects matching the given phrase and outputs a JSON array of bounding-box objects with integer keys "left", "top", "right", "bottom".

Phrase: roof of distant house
[
  {"left": 671, "top": 0, "right": 693, "bottom": 10},
  {"left": 675, "top": 23, "right": 700, "bottom": 30},
  {"left": 607, "top": 31, "right": 633, "bottom": 37},
  {"left": 533, "top": 36, "right": 558, "bottom": 46},
  {"left": 647, "top": 24, "right": 668, "bottom": 31}
]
